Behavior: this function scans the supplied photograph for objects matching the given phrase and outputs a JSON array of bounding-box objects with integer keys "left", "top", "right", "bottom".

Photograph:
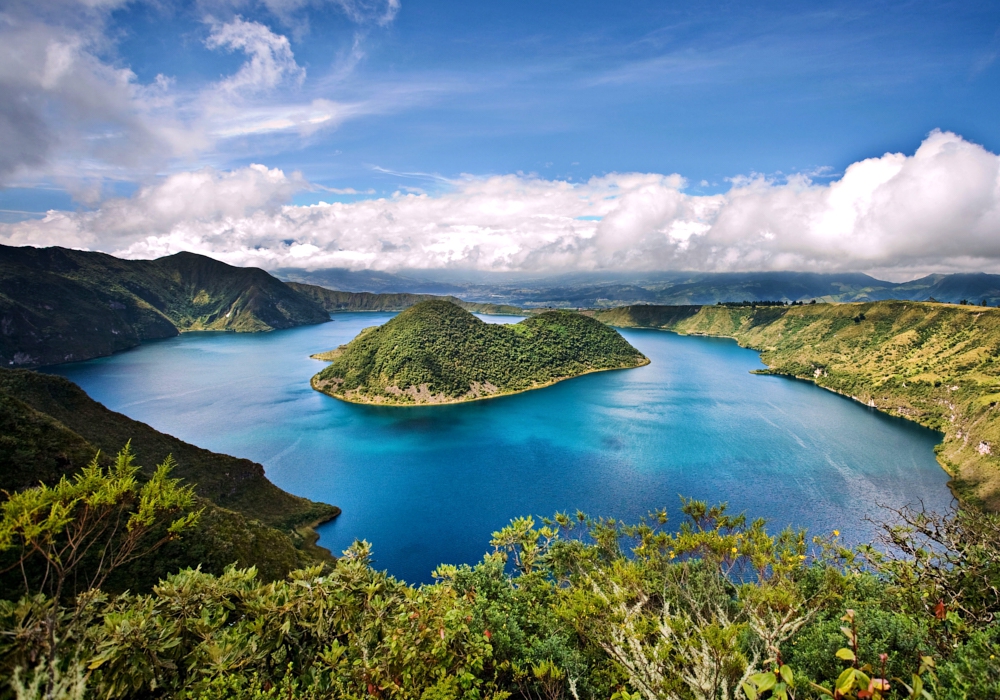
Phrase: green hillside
[
  {"left": 0, "top": 245, "right": 330, "bottom": 368},
  {"left": 0, "top": 369, "right": 339, "bottom": 579},
  {"left": 288, "top": 281, "right": 526, "bottom": 315},
  {"left": 593, "top": 301, "right": 1000, "bottom": 509},
  {"left": 312, "top": 299, "right": 647, "bottom": 404}
]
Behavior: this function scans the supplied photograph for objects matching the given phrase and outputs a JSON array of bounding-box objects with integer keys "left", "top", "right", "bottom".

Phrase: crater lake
[{"left": 47, "top": 312, "right": 954, "bottom": 583}]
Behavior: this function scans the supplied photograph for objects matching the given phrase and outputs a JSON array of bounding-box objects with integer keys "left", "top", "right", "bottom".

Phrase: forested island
[{"left": 311, "top": 299, "right": 648, "bottom": 405}]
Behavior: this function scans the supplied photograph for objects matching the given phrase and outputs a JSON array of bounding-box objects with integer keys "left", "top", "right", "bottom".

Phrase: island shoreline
[{"left": 310, "top": 357, "right": 651, "bottom": 407}]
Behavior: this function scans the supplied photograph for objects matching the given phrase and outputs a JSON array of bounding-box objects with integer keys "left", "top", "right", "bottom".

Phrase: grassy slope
[
  {"left": 0, "top": 376, "right": 338, "bottom": 587},
  {"left": 312, "top": 299, "right": 647, "bottom": 405},
  {"left": 288, "top": 282, "right": 527, "bottom": 315},
  {"left": 0, "top": 369, "right": 339, "bottom": 533},
  {"left": 593, "top": 301, "right": 1000, "bottom": 509},
  {"left": 0, "top": 246, "right": 330, "bottom": 368}
]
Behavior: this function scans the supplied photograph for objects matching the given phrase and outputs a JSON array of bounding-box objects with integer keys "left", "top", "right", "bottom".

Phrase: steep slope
[
  {"left": 0, "top": 369, "right": 340, "bottom": 586},
  {"left": 311, "top": 300, "right": 647, "bottom": 405},
  {"left": 287, "top": 282, "right": 526, "bottom": 315},
  {"left": 593, "top": 302, "right": 1000, "bottom": 509},
  {"left": 0, "top": 390, "right": 96, "bottom": 493},
  {"left": 0, "top": 245, "right": 330, "bottom": 368},
  {"left": 0, "top": 369, "right": 338, "bottom": 532}
]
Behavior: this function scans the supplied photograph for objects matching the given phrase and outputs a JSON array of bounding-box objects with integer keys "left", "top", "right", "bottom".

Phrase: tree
[
  {"left": 0, "top": 444, "right": 199, "bottom": 690},
  {"left": 0, "top": 444, "right": 198, "bottom": 602}
]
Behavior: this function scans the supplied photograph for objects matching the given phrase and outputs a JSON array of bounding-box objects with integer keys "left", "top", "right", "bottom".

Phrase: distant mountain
[
  {"left": 276, "top": 267, "right": 466, "bottom": 295},
  {"left": 0, "top": 245, "right": 330, "bottom": 368},
  {"left": 287, "top": 282, "right": 526, "bottom": 315},
  {"left": 0, "top": 368, "right": 338, "bottom": 587},
  {"left": 311, "top": 300, "right": 647, "bottom": 405},
  {"left": 891, "top": 273, "right": 1000, "bottom": 304},
  {"left": 279, "top": 268, "right": 1000, "bottom": 308}
]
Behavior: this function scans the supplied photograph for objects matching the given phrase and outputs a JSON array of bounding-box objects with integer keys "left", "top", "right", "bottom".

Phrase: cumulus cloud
[
  {"left": 0, "top": 3, "right": 401, "bottom": 188},
  {"left": 1, "top": 164, "right": 305, "bottom": 251},
  {"left": 206, "top": 17, "right": 306, "bottom": 95},
  {"left": 0, "top": 11, "right": 170, "bottom": 185},
  {"left": 4, "top": 131, "right": 1000, "bottom": 275}
]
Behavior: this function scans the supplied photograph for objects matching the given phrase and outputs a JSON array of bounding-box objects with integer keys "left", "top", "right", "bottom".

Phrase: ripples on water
[{"left": 48, "top": 313, "right": 953, "bottom": 583}]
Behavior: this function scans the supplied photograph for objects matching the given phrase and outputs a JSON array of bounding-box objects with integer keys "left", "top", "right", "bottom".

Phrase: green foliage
[
  {"left": 27, "top": 548, "right": 495, "bottom": 700},
  {"left": 0, "top": 245, "right": 329, "bottom": 368},
  {"left": 0, "top": 444, "right": 198, "bottom": 601},
  {"left": 313, "top": 300, "right": 647, "bottom": 404},
  {"left": 4, "top": 496, "right": 1000, "bottom": 700}
]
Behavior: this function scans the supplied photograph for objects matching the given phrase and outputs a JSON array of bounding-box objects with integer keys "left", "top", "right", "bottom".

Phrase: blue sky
[{"left": 1, "top": 0, "right": 999, "bottom": 275}]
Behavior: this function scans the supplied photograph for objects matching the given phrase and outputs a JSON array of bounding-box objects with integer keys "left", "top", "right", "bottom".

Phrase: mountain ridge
[
  {"left": 0, "top": 245, "right": 331, "bottom": 368},
  {"left": 0, "top": 368, "right": 339, "bottom": 587},
  {"left": 280, "top": 267, "right": 1000, "bottom": 308},
  {"left": 288, "top": 281, "right": 526, "bottom": 315}
]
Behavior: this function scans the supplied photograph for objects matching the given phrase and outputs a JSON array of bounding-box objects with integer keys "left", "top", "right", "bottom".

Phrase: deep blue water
[{"left": 48, "top": 313, "right": 954, "bottom": 583}]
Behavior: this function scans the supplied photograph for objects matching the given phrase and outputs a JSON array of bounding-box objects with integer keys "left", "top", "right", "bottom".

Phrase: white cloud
[
  {"left": 0, "top": 4, "right": 405, "bottom": 189},
  {"left": 333, "top": 0, "right": 399, "bottom": 26},
  {"left": 1, "top": 164, "right": 304, "bottom": 250},
  {"left": 0, "top": 13, "right": 171, "bottom": 184},
  {"left": 4, "top": 131, "right": 999, "bottom": 275},
  {"left": 206, "top": 17, "right": 306, "bottom": 95}
]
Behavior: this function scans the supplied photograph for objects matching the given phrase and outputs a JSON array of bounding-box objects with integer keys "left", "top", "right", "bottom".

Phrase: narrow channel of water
[{"left": 48, "top": 313, "right": 953, "bottom": 584}]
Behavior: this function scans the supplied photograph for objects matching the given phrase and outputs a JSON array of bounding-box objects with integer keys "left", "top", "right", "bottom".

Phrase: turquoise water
[{"left": 48, "top": 313, "right": 953, "bottom": 583}]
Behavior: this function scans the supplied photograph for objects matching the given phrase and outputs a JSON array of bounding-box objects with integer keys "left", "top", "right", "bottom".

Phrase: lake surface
[{"left": 48, "top": 313, "right": 954, "bottom": 583}]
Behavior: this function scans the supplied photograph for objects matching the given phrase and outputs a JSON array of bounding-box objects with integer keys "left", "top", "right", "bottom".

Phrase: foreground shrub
[{"left": 4, "top": 446, "right": 1000, "bottom": 699}]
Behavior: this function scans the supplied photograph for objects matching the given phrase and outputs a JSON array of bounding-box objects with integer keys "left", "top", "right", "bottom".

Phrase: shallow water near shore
[{"left": 48, "top": 313, "right": 953, "bottom": 584}]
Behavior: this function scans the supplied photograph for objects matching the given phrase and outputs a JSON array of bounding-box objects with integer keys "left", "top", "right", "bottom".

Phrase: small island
[{"left": 310, "top": 299, "right": 649, "bottom": 405}]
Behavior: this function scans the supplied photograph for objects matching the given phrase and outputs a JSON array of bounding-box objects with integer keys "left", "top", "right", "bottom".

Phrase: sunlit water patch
[{"left": 47, "top": 313, "right": 953, "bottom": 583}]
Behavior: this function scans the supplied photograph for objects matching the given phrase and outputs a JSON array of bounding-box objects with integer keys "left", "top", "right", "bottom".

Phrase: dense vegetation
[
  {"left": 0, "top": 246, "right": 330, "bottom": 368},
  {"left": 288, "top": 283, "right": 526, "bottom": 315},
  {"left": 593, "top": 302, "right": 1000, "bottom": 510},
  {"left": 311, "top": 300, "right": 648, "bottom": 404},
  {"left": 5, "top": 296, "right": 1000, "bottom": 697},
  {"left": 0, "top": 369, "right": 338, "bottom": 588},
  {"left": 3, "top": 458, "right": 999, "bottom": 700}
]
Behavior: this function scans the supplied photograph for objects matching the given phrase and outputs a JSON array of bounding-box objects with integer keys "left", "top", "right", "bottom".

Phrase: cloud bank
[{"left": 3, "top": 131, "right": 1000, "bottom": 275}]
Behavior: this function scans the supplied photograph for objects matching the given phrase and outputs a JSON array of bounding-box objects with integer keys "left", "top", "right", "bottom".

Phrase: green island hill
[
  {"left": 311, "top": 299, "right": 648, "bottom": 405},
  {"left": 592, "top": 300, "right": 1000, "bottom": 510}
]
